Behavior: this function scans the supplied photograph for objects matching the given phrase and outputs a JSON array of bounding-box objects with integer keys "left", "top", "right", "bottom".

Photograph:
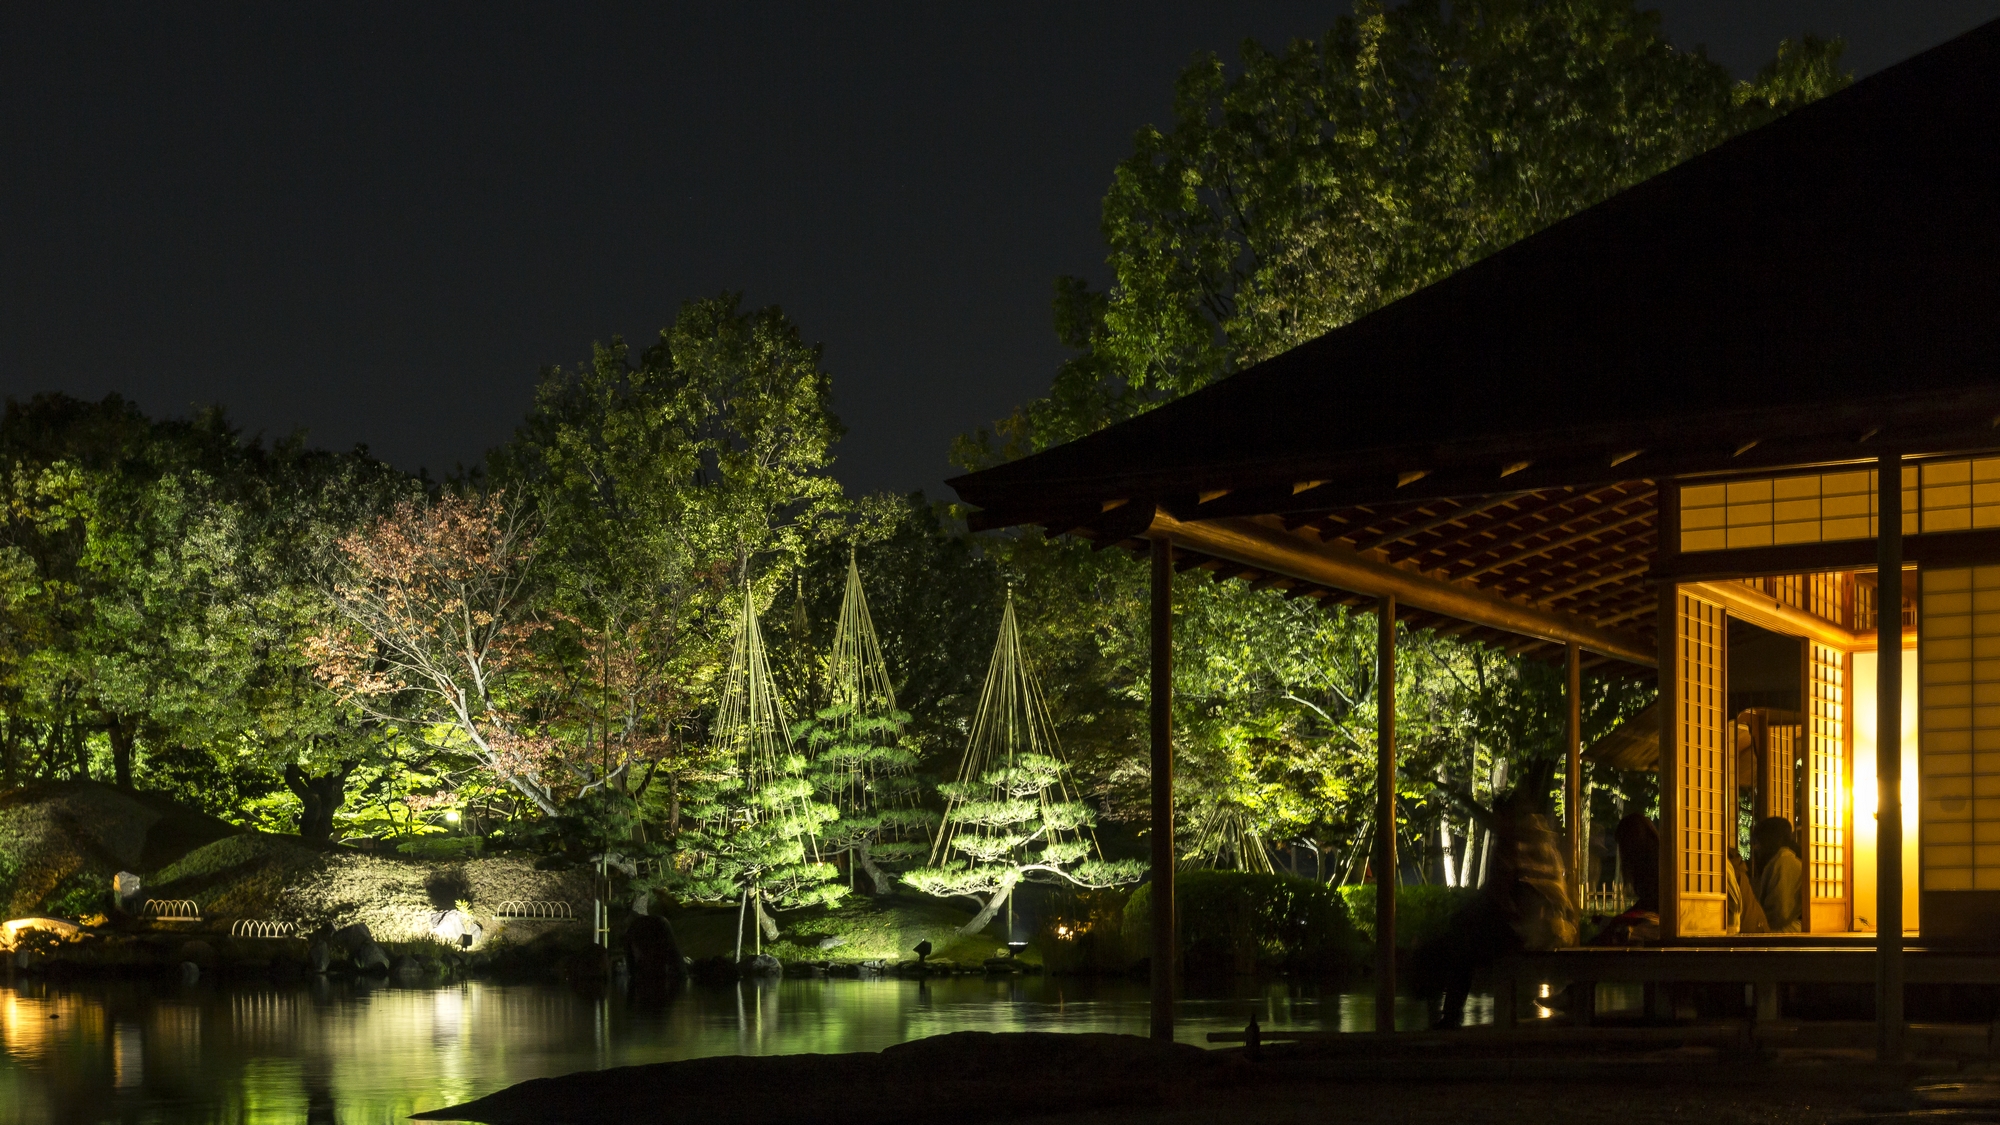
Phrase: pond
[{"left": 0, "top": 974, "right": 1493, "bottom": 1124}]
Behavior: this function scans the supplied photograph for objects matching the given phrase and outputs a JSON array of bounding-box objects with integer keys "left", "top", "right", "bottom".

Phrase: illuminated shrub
[{"left": 1126, "top": 871, "right": 1361, "bottom": 977}]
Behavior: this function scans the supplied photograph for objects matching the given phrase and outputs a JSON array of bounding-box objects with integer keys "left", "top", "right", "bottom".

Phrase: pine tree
[
  {"left": 904, "top": 591, "right": 1143, "bottom": 935},
  {"left": 676, "top": 584, "right": 844, "bottom": 956},
  {"left": 796, "top": 551, "right": 936, "bottom": 893}
]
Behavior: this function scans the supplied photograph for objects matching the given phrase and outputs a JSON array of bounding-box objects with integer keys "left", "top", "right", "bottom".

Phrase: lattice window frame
[
  {"left": 1810, "top": 642, "right": 1847, "bottom": 903},
  {"left": 1678, "top": 592, "right": 1726, "bottom": 906}
]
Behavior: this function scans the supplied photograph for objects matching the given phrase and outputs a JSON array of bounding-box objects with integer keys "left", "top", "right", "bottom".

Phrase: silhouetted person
[
  {"left": 1752, "top": 817, "right": 1803, "bottom": 933},
  {"left": 1588, "top": 813, "right": 1661, "bottom": 945},
  {"left": 1413, "top": 778, "right": 1578, "bottom": 1028}
]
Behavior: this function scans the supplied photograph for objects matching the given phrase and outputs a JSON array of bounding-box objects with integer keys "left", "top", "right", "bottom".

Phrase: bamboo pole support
[
  {"left": 1567, "top": 640, "right": 1584, "bottom": 908},
  {"left": 1376, "top": 594, "right": 1398, "bottom": 1033},
  {"left": 1149, "top": 534, "right": 1176, "bottom": 1042}
]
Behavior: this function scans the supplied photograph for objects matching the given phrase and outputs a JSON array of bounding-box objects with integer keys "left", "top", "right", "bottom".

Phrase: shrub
[
  {"left": 1125, "top": 871, "right": 1361, "bottom": 978},
  {"left": 1337, "top": 883, "right": 1479, "bottom": 951},
  {"left": 396, "top": 837, "right": 484, "bottom": 861},
  {"left": 1033, "top": 887, "right": 1131, "bottom": 974}
]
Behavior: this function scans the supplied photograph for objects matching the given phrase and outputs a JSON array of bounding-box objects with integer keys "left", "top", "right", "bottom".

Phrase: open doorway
[{"left": 1728, "top": 618, "right": 1805, "bottom": 932}]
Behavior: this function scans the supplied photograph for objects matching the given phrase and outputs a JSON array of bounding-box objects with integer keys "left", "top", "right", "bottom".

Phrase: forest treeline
[{"left": 0, "top": 1, "right": 1850, "bottom": 899}]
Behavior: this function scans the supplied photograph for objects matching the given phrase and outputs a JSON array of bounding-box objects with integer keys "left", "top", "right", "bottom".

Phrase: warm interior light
[{"left": 1852, "top": 648, "right": 1920, "bottom": 932}]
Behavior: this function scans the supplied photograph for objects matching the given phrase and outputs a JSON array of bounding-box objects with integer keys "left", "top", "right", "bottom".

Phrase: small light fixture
[{"left": 444, "top": 810, "right": 461, "bottom": 824}]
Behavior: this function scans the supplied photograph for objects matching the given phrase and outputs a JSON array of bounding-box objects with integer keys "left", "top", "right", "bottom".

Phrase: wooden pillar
[
  {"left": 1657, "top": 580, "right": 1680, "bottom": 939},
  {"left": 1876, "top": 451, "right": 1904, "bottom": 1060},
  {"left": 1566, "top": 640, "right": 1584, "bottom": 908},
  {"left": 1375, "top": 594, "right": 1397, "bottom": 1032},
  {"left": 1149, "top": 535, "right": 1175, "bottom": 1042}
]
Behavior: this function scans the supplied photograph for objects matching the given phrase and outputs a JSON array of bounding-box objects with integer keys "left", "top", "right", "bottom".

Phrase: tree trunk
[
  {"left": 755, "top": 895, "right": 778, "bottom": 942},
  {"left": 107, "top": 717, "right": 136, "bottom": 789},
  {"left": 958, "top": 872, "right": 1018, "bottom": 936},
  {"left": 856, "top": 840, "right": 894, "bottom": 896},
  {"left": 285, "top": 762, "right": 354, "bottom": 844}
]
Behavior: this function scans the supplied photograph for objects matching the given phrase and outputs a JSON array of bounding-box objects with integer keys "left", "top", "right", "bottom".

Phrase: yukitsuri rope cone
[
  {"left": 905, "top": 590, "right": 1142, "bottom": 936},
  {"left": 681, "top": 583, "right": 843, "bottom": 958},
  {"left": 799, "top": 551, "right": 936, "bottom": 894}
]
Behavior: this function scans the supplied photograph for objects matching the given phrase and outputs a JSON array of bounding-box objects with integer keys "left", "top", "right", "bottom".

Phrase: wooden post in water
[
  {"left": 1375, "top": 595, "right": 1397, "bottom": 1033},
  {"left": 1566, "top": 641, "right": 1584, "bottom": 908},
  {"left": 1876, "top": 451, "right": 1905, "bottom": 1060},
  {"left": 1149, "top": 534, "right": 1176, "bottom": 1042}
]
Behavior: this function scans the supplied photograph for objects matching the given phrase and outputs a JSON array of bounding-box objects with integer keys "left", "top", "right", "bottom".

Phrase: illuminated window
[
  {"left": 1918, "top": 566, "right": 2000, "bottom": 891},
  {"left": 1810, "top": 642, "right": 1846, "bottom": 901},
  {"left": 1678, "top": 592, "right": 1725, "bottom": 909},
  {"left": 1680, "top": 468, "right": 1915, "bottom": 553},
  {"left": 1917, "top": 458, "right": 2000, "bottom": 534},
  {"left": 1678, "top": 459, "right": 2000, "bottom": 553}
]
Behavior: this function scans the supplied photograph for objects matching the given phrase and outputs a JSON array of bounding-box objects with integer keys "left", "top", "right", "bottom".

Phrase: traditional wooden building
[{"left": 947, "top": 21, "right": 2000, "bottom": 1053}]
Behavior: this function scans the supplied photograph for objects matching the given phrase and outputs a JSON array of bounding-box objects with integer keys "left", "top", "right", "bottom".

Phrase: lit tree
[
  {"left": 904, "top": 591, "right": 1142, "bottom": 936},
  {"left": 675, "top": 586, "right": 843, "bottom": 956},
  {"left": 796, "top": 551, "right": 935, "bottom": 894},
  {"left": 305, "top": 492, "right": 563, "bottom": 816}
]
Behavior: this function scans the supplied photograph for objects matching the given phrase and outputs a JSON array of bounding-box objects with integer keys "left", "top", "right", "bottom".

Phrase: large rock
[
  {"left": 426, "top": 909, "right": 482, "bottom": 948},
  {"left": 351, "top": 941, "right": 390, "bottom": 972},
  {"left": 414, "top": 1032, "right": 1230, "bottom": 1125},
  {"left": 621, "top": 914, "right": 685, "bottom": 980}
]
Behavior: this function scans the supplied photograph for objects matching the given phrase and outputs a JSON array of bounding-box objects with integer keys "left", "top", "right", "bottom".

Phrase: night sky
[{"left": 4, "top": 3, "right": 1998, "bottom": 498}]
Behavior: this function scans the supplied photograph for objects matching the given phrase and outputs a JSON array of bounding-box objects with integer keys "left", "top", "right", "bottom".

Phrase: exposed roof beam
[
  {"left": 1148, "top": 511, "right": 1655, "bottom": 666},
  {"left": 1350, "top": 491, "right": 1532, "bottom": 553}
]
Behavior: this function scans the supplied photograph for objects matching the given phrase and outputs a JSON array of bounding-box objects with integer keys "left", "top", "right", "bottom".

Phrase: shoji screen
[
  {"left": 1676, "top": 590, "right": 1727, "bottom": 933},
  {"left": 1809, "top": 642, "right": 1848, "bottom": 927},
  {"left": 1919, "top": 567, "right": 2000, "bottom": 891}
]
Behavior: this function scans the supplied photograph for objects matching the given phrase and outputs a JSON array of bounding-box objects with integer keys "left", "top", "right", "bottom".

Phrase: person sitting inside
[
  {"left": 1725, "top": 845, "right": 1770, "bottom": 934},
  {"left": 1588, "top": 813, "right": 1661, "bottom": 945},
  {"left": 1752, "top": 817, "right": 1804, "bottom": 933}
]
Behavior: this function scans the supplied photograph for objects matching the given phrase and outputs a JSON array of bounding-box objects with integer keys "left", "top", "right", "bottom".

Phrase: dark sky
[{"left": 4, "top": 4, "right": 1998, "bottom": 497}]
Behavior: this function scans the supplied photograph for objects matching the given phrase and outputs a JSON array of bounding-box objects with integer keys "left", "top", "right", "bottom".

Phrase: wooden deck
[{"left": 1499, "top": 945, "right": 2000, "bottom": 1027}]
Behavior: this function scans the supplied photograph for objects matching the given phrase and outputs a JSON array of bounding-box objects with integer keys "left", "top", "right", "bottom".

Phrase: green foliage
[
  {"left": 40, "top": 869, "right": 104, "bottom": 920},
  {"left": 793, "top": 553, "right": 937, "bottom": 891},
  {"left": 493, "top": 293, "right": 856, "bottom": 806},
  {"left": 905, "top": 595, "right": 1144, "bottom": 932},
  {"left": 1127, "top": 871, "right": 1360, "bottom": 977},
  {"left": 1338, "top": 883, "right": 1480, "bottom": 951},
  {"left": 670, "top": 593, "right": 845, "bottom": 916},
  {"left": 395, "top": 837, "right": 485, "bottom": 861},
  {"left": 943, "top": 0, "right": 1823, "bottom": 880},
  {"left": 1033, "top": 886, "right": 1132, "bottom": 974}
]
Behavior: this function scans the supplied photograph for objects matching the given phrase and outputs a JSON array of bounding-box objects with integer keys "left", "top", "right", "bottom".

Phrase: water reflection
[{"left": 0, "top": 974, "right": 1488, "bottom": 1123}]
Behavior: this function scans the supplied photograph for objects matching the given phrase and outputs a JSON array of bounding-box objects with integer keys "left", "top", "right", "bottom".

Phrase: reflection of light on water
[
  {"left": 2, "top": 976, "right": 1477, "bottom": 1121},
  {"left": 432, "top": 987, "right": 464, "bottom": 1039},
  {"left": 114, "top": 1022, "right": 143, "bottom": 1088}
]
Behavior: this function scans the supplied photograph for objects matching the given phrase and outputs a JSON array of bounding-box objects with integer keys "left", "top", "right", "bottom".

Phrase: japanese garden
[{"left": 12, "top": 3, "right": 2000, "bottom": 1123}]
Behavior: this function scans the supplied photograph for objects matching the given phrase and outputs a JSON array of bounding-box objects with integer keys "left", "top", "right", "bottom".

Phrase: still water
[{"left": 0, "top": 975, "right": 1488, "bottom": 1124}]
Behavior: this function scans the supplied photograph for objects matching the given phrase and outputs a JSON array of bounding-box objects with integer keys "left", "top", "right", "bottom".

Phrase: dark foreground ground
[{"left": 413, "top": 1027, "right": 2000, "bottom": 1125}]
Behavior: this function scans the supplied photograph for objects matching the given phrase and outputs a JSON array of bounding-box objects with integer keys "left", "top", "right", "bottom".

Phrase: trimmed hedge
[
  {"left": 1126, "top": 870, "right": 1362, "bottom": 977},
  {"left": 1337, "top": 883, "right": 1479, "bottom": 951}
]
